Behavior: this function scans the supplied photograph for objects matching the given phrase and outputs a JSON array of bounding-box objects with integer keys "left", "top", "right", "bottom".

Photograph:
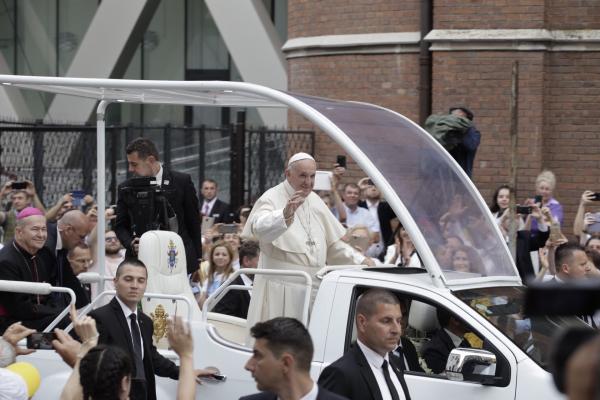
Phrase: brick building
[{"left": 284, "top": 0, "right": 600, "bottom": 233}]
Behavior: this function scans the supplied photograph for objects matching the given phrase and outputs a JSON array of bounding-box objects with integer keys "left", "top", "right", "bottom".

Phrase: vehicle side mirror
[{"left": 445, "top": 348, "right": 500, "bottom": 385}]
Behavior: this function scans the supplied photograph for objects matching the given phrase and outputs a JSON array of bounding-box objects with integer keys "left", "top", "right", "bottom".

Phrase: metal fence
[{"left": 0, "top": 119, "right": 314, "bottom": 210}]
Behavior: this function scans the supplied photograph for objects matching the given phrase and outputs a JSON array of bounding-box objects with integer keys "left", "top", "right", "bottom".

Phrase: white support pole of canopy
[{"left": 96, "top": 100, "right": 110, "bottom": 294}]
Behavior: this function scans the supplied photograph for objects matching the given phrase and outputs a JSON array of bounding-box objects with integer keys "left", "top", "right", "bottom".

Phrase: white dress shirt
[
  {"left": 116, "top": 296, "right": 144, "bottom": 358},
  {"left": 278, "top": 382, "right": 318, "bottom": 400},
  {"left": 357, "top": 339, "right": 406, "bottom": 400}
]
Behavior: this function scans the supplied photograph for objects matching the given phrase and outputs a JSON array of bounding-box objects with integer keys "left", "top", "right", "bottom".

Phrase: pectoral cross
[{"left": 306, "top": 239, "right": 316, "bottom": 247}]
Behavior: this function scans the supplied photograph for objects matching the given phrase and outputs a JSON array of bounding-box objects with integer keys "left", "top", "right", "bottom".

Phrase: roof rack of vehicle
[{"left": 316, "top": 265, "right": 428, "bottom": 280}]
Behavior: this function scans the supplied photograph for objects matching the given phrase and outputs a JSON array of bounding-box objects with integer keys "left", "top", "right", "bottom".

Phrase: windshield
[
  {"left": 292, "top": 93, "right": 518, "bottom": 282},
  {"left": 455, "top": 286, "right": 589, "bottom": 369}
]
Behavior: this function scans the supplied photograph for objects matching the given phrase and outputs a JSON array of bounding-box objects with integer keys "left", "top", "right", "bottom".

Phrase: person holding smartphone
[{"left": 0, "top": 180, "right": 45, "bottom": 245}]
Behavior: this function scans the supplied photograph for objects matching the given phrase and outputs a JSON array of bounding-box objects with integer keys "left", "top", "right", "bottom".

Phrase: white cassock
[{"left": 241, "top": 180, "right": 364, "bottom": 325}]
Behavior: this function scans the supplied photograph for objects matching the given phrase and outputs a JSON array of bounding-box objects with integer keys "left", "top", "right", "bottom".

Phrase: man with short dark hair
[
  {"left": 89, "top": 258, "right": 211, "bottom": 400},
  {"left": 115, "top": 137, "right": 202, "bottom": 274},
  {"left": 200, "top": 179, "right": 231, "bottom": 223},
  {"left": 422, "top": 307, "right": 470, "bottom": 374},
  {"left": 242, "top": 317, "right": 348, "bottom": 400},
  {"left": 319, "top": 289, "right": 411, "bottom": 400},
  {"left": 554, "top": 242, "right": 590, "bottom": 282},
  {"left": 341, "top": 183, "right": 380, "bottom": 245}
]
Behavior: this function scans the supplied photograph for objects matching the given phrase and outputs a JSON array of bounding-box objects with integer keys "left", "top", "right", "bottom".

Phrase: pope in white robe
[{"left": 241, "top": 153, "right": 370, "bottom": 327}]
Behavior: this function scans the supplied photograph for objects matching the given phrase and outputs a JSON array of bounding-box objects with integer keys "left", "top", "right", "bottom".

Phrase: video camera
[
  {"left": 119, "top": 176, "right": 178, "bottom": 236},
  {"left": 525, "top": 280, "right": 600, "bottom": 394}
]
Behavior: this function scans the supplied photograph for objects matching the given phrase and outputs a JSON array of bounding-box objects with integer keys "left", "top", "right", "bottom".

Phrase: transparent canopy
[
  {"left": 290, "top": 94, "right": 519, "bottom": 284},
  {"left": 0, "top": 75, "right": 520, "bottom": 285}
]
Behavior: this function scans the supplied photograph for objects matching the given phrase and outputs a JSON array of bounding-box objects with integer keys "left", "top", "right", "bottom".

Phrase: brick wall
[
  {"left": 288, "top": 0, "right": 420, "bottom": 38},
  {"left": 286, "top": 0, "right": 600, "bottom": 236},
  {"left": 288, "top": 53, "right": 420, "bottom": 183},
  {"left": 543, "top": 51, "right": 600, "bottom": 228},
  {"left": 433, "top": 0, "right": 546, "bottom": 30}
]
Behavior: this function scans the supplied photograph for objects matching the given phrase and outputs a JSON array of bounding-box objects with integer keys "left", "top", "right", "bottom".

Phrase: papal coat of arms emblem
[{"left": 167, "top": 239, "right": 178, "bottom": 273}]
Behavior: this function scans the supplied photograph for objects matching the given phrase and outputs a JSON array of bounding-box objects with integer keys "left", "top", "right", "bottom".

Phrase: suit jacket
[
  {"left": 240, "top": 385, "right": 349, "bottom": 400},
  {"left": 422, "top": 329, "right": 470, "bottom": 374},
  {"left": 89, "top": 297, "right": 179, "bottom": 400},
  {"left": 318, "top": 344, "right": 411, "bottom": 400},
  {"left": 201, "top": 197, "right": 232, "bottom": 223},
  {"left": 212, "top": 276, "right": 250, "bottom": 319},
  {"left": 115, "top": 168, "right": 202, "bottom": 274},
  {"left": 516, "top": 229, "right": 549, "bottom": 282},
  {"left": 44, "top": 223, "right": 90, "bottom": 308}
]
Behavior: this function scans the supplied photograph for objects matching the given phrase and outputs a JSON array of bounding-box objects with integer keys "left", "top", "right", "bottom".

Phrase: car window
[{"left": 346, "top": 285, "right": 509, "bottom": 383}]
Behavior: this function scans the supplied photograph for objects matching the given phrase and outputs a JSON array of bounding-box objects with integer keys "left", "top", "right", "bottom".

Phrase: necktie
[
  {"left": 203, "top": 203, "right": 210, "bottom": 216},
  {"left": 394, "top": 346, "right": 407, "bottom": 371},
  {"left": 381, "top": 359, "right": 400, "bottom": 400},
  {"left": 129, "top": 314, "right": 146, "bottom": 380}
]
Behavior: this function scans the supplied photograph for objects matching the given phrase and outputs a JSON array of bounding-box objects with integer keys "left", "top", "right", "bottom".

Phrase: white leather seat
[
  {"left": 408, "top": 300, "right": 440, "bottom": 333},
  {"left": 138, "top": 231, "right": 202, "bottom": 348}
]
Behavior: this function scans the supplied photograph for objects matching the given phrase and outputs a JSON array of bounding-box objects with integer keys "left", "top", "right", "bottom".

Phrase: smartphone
[
  {"left": 27, "top": 332, "right": 56, "bottom": 350},
  {"left": 592, "top": 192, "right": 600, "bottom": 201},
  {"left": 10, "top": 181, "right": 27, "bottom": 190},
  {"left": 196, "top": 373, "right": 227, "bottom": 384},
  {"left": 71, "top": 190, "right": 85, "bottom": 207},
  {"left": 534, "top": 195, "right": 543, "bottom": 204},
  {"left": 515, "top": 205, "right": 532, "bottom": 215},
  {"left": 201, "top": 216, "right": 215, "bottom": 233},
  {"left": 218, "top": 224, "right": 238, "bottom": 234},
  {"left": 336, "top": 155, "right": 347, "bottom": 168},
  {"left": 587, "top": 212, "right": 600, "bottom": 233},
  {"left": 313, "top": 171, "right": 332, "bottom": 191}
]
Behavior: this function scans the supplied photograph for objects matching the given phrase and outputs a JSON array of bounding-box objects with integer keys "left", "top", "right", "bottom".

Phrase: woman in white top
[
  {"left": 384, "top": 225, "right": 422, "bottom": 268},
  {"left": 199, "top": 241, "right": 235, "bottom": 309}
]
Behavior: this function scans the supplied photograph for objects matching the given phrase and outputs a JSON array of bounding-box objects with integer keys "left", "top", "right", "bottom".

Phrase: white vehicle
[{"left": 0, "top": 75, "right": 575, "bottom": 399}]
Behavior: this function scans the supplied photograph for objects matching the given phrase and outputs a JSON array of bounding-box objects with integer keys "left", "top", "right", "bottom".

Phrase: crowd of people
[{"left": 1, "top": 127, "right": 600, "bottom": 399}]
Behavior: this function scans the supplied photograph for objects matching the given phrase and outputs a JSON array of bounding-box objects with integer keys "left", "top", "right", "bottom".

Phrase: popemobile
[{"left": 0, "top": 75, "right": 578, "bottom": 399}]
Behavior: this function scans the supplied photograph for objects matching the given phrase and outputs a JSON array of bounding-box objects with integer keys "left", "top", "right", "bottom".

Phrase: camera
[
  {"left": 27, "top": 332, "right": 56, "bottom": 350},
  {"left": 592, "top": 192, "right": 600, "bottom": 201},
  {"left": 533, "top": 195, "right": 543, "bottom": 204},
  {"left": 515, "top": 205, "right": 532, "bottom": 215},
  {"left": 336, "top": 155, "right": 347, "bottom": 168},
  {"left": 10, "top": 181, "right": 27, "bottom": 190},
  {"left": 526, "top": 281, "right": 600, "bottom": 394}
]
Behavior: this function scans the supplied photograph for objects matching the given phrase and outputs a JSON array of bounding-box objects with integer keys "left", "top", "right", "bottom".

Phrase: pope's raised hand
[{"left": 283, "top": 191, "right": 306, "bottom": 221}]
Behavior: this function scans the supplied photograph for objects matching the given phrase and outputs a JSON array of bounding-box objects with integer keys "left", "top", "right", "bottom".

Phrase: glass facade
[{"left": 0, "top": 0, "right": 288, "bottom": 125}]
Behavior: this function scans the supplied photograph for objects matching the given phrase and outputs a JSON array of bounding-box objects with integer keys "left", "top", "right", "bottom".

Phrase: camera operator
[{"left": 115, "top": 138, "right": 202, "bottom": 274}]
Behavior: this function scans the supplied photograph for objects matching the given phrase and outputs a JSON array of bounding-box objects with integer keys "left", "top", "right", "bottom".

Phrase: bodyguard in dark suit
[
  {"left": 200, "top": 179, "right": 232, "bottom": 223},
  {"left": 319, "top": 289, "right": 411, "bottom": 400},
  {"left": 88, "top": 258, "right": 179, "bottom": 400},
  {"left": 115, "top": 138, "right": 202, "bottom": 274},
  {"left": 422, "top": 308, "right": 471, "bottom": 374},
  {"left": 242, "top": 317, "right": 349, "bottom": 400}
]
